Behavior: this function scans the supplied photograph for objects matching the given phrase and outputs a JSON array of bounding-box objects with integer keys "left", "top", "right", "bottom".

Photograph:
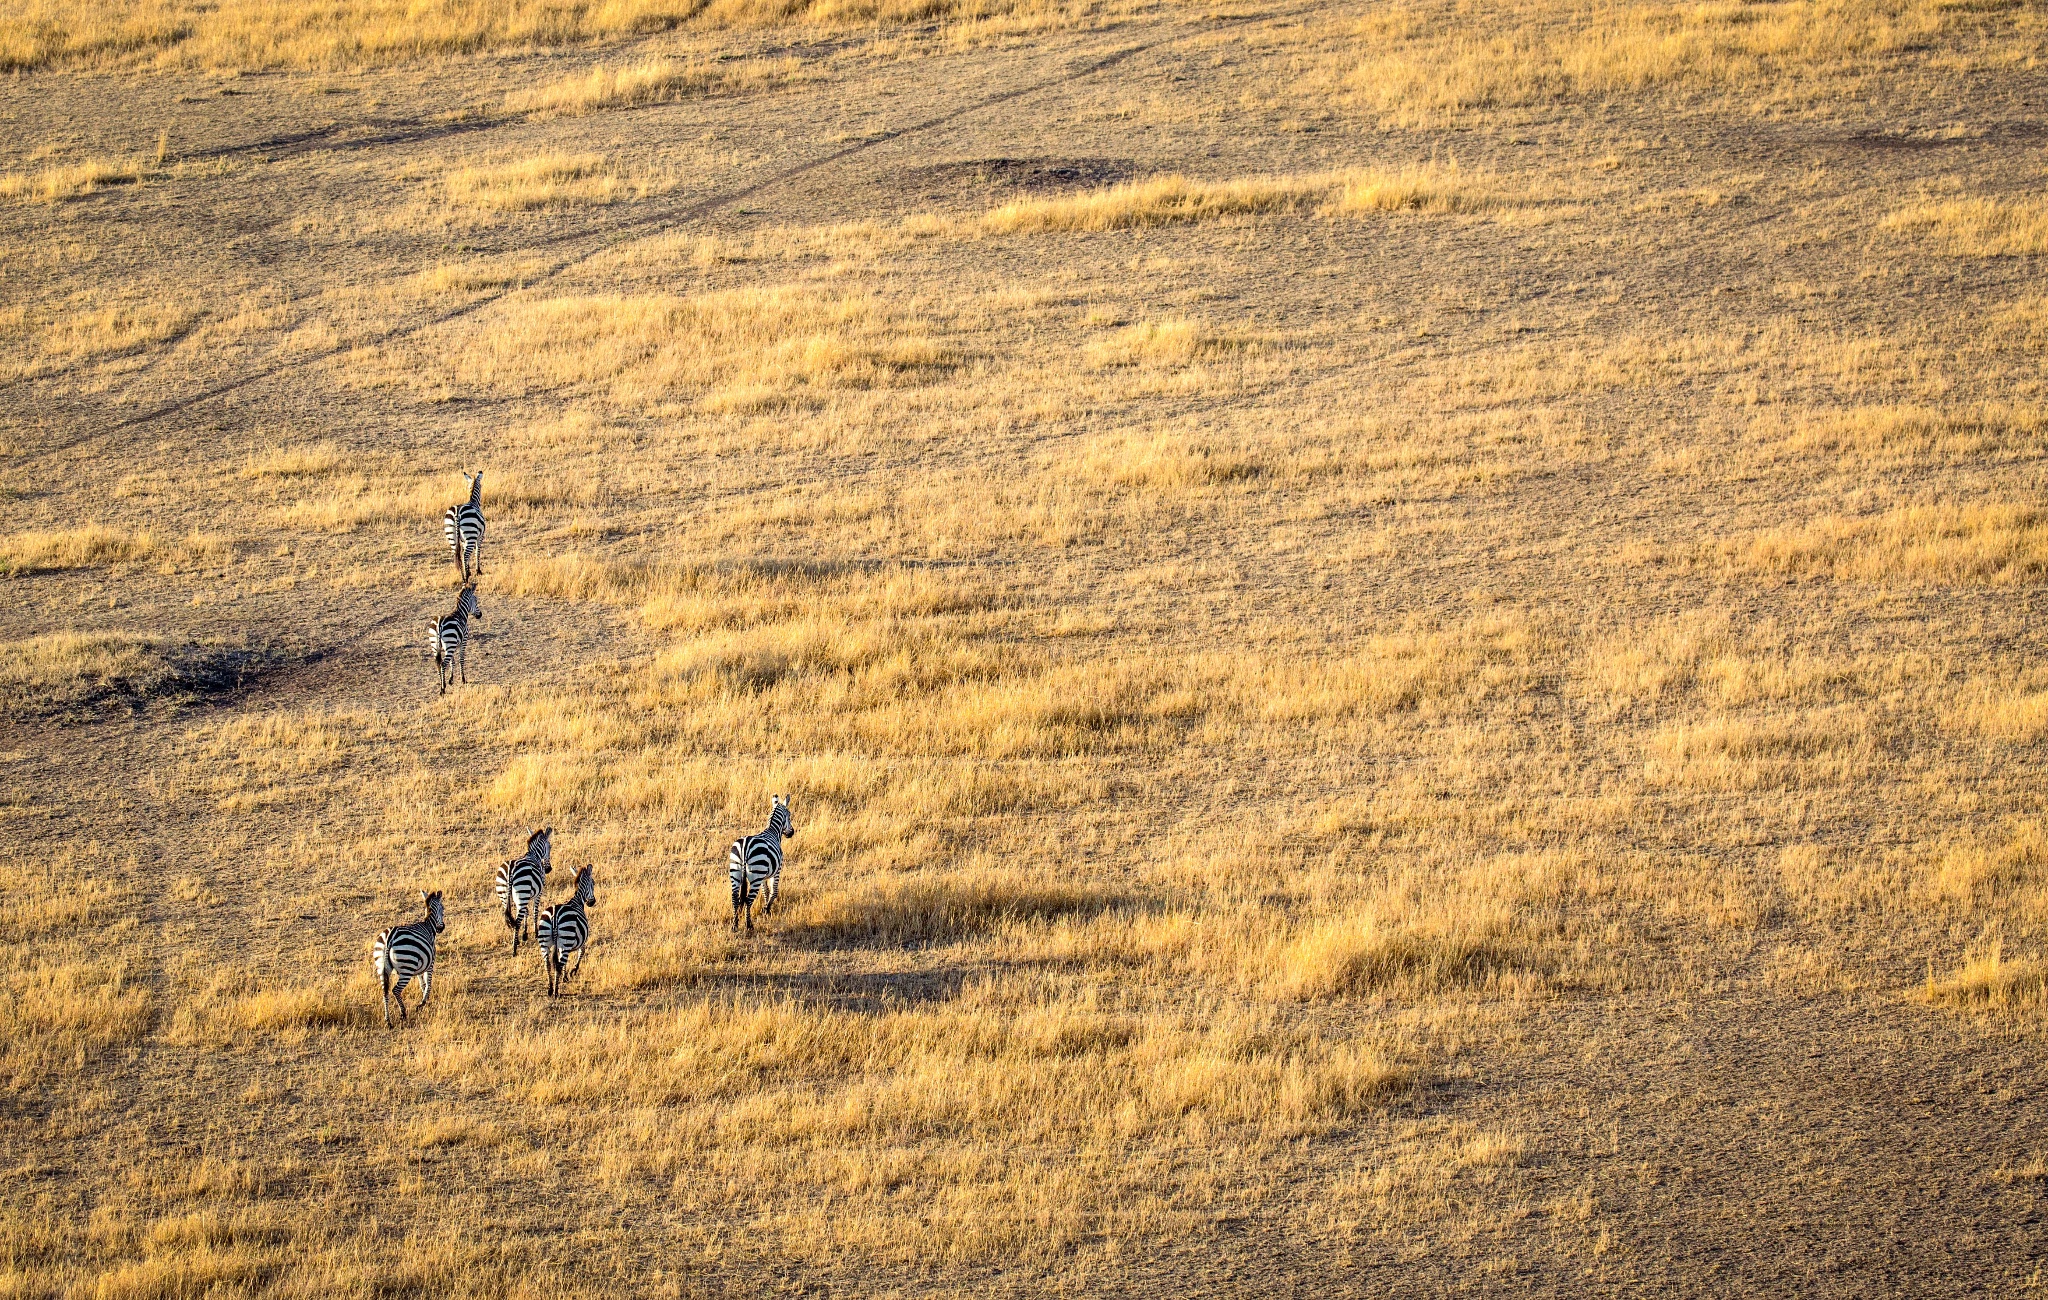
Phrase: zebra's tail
[{"left": 373, "top": 932, "right": 394, "bottom": 1024}]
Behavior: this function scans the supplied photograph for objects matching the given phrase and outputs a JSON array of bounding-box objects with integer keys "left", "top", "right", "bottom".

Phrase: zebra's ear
[{"left": 419, "top": 890, "right": 429, "bottom": 904}]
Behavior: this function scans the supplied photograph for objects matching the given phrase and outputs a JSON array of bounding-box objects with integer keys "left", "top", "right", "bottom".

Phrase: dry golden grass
[
  {"left": 0, "top": 631, "right": 166, "bottom": 711},
  {"left": 663, "top": 164, "right": 1519, "bottom": 268},
  {"left": 1341, "top": 0, "right": 1985, "bottom": 125},
  {"left": 504, "top": 54, "right": 803, "bottom": 115},
  {"left": 0, "top": 525, "right": 159, "bottom": 575},
  {"left": 413, "top": 285, "right": 953, "bottom": 411},
  {"left": 1760, "top": 403, "right": 2048, "bottom": 466},
  {"left": 0, "top": 851, "right": 151, "bottom": 1091},
  {"left": 1884, "top": 195, "right": 2048, "bottom": 256},
  {"left": 1926, "top": 942, "right": 2047, "bottom": 1015},
  {"left": 443, "top": 152, "right": 653, "bottom": 211},
  {"left": 0, "top": 0, "right": 1119, "bottom": 71},
  {"left": 1950, "top": 681, "right": 2048, "bottom": 744},
  {"left": 0, "top": 156, "right": 145, "bottom": 202},
  {"left": 1731, "top": 503, "right": 2048, "bottom": 584},
  {"left": 0, "top": 298, "right": 201, "bottom": 382},
  {"left": 979, "top": 164, "right": 1501, "bottom": 233},
  {"left": 13, "top": 0, "right": 2048, "bottom": 1291},
  {"left": 1083, "top": 318, "right": 1263, "bottom": 369}
]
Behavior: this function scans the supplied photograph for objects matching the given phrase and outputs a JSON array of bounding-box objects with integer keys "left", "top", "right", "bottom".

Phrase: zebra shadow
[
  {"left": 774, "top": 878, "right": 1135, "bottom": 954},
  {"left": 715, "top": 965, "right": 991, "bottom": 1013},
  {"left": 712, "top": 556, "right": 979, "bottom": 581}
]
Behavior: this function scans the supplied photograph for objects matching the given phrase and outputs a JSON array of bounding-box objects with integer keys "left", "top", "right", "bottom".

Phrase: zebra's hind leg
[
  {"left": 392, "top": 975, "right": 412, "bottom": 1021},
  {"left": 381, "top": 966, "right": 393, "bottom": 1028},
  {"left": 459, "top": 641, "right": 468, "bottom": 685},
  {"left": 418, "top": 970, "right": 432, "bottom": 1010}
]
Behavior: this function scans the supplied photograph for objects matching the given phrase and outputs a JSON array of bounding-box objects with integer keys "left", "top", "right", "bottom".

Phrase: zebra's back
[
  {"left": 495, "top": 856, "right": 545, "bottom": 908},
  {"left": 537, "top": 899, "right": 588, "bottom": 957},
  {"left": 729, "top": 835, "right": 781, "bottom": 893},
  {"left": 374, "top": 918, "right": 438, "bottom": 975}
]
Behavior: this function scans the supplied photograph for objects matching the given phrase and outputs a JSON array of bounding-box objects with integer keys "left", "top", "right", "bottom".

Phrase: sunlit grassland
[
  {"left": 0, "top": 0, "right": 1146, "bottom": 72},
  {"left": 7, "top": 0, "right": 2048, "bottom": 1291},
  {"left": 1331, "top": 0, "right": 2045, "bottom": 125}
]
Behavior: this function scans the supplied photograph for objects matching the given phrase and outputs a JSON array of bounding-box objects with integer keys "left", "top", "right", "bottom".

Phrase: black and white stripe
[
  {"left": 537, "top": 864, "right": 597, "bottom": 997},
  {"left": 493, "top": 826, "right": 553, "bottom": 953},
  {"left": 444, "top": 470, "right": 486, "bottom": 582},
  {"left": 428, "top": 583, "right": 483, "bottom": 695},
  {"left": 728, "top": 794, "right": 795, "bottom": 934},
  {"left": 372, "top": 890, "right": 446, "bottom": 1028}
]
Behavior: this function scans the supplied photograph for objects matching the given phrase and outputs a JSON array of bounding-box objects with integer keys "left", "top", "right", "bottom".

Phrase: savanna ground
[{"left": 4, "top": 0, "right": 2048, "bottom": 1293}]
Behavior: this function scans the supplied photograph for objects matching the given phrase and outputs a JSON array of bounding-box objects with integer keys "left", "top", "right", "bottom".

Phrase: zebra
[
  {"left": 728, "top": 794, "right": 795, "bottom": 934},
  {"left": 428, "top": 583, "right": 482, "bottom": 695},
  {"left": 444, "top": 470, "right": 485, "bottom": 582},
  {"left": 372, "top": 890, "right": 446, "bottom": 1028},
  {"left": 493, "top": 826, "right": 553, "bottom": 953},
  {"left": 537, "top": 864, "right": 597, "bottom": 997}
]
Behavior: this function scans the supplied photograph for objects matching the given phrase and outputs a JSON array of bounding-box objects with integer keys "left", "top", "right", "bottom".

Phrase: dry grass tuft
[
  {"left": 1731, "top": 503, "right": 2048, "bottom": 585},
  {"left": 1084, "top": 319, "right": 1261, "bottom": 368},
  {"left": 505, "top": 54, "right": 801, "bottom": 115},
  {"left": 436, "top": 285, "right": 953, "bottom": 409},
  {"left": 1916, "top": 824, "right": 2047, "bottom": 909},
  {"left": 0, "top": 526, "right": 157, "bottom": 575},
  {"left": 0, "top": 156, "right": 145, "bottom": 202},
  {"left": 444, "top": 152, "right": 646, "bottom": 211},
  {"left": 975, "top": 165, "right": 1499, "bottom": 235},
  {"left": 1343, "top": 0, "right": 1964, "bottom": 125},
  {"left": 0, "top": 0, "right": 1104, "bottom": 71},
  {"left": 1949, "top": 682, "right": 2048, "bottom": 744},
  {"left": 978, "top": 172, "right": 1331, "bottom": 233},
  {"left": 1883, "top": 196, "right": 2048, "bottom": 256},
  {"left": 0, "top": 852, "right": 149, "bottom": 1091},
  {"left": 1925, "top": 942, "right": 2047, "bottom": 1013},
  {"left": 1279, "top": 912, "right": 1517, "bottom": 998},
  {"left": 1765, "top": 403, "right": 2048, "bottom": 465},
  {"left": 1334, "top": 161, "right": 1496, "bottom": 212},
  {"left": 0, "top": 632, "right": 165, "bottom": 711}
]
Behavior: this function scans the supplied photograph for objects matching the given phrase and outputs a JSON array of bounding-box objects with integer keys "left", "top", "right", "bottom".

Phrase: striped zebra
[
  {"left": 493, "top": 826, "right": 553, "bottom": 953},
  {"left": 537, "top": 864, "right": 597, "bottom": 997},
  {"left": 444, "top": 470, "right": 485, "bottom": 582},
  {"left": 372, "top": 890, "right": 445, "bottom": 1028},
  {"left": 728, "top": 794, "right": 795, "bottom": 934},
  {"left": 428, "top": 583, "right": 482, "bottom": 695}
]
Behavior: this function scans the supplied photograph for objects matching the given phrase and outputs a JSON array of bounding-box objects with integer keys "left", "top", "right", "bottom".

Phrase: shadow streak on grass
[{"left": 782, "top": 876, "right": 1129, "bottom": 950}]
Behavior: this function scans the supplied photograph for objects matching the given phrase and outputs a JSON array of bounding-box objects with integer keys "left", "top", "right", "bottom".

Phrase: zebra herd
[
  {"left": 429, "top": 470, "right": 486, "bottom": 695},
  {"left": 372, "top": 472, "right": 799, "bottom": 1027}
]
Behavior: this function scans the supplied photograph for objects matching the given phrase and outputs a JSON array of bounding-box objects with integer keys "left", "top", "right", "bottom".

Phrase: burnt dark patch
[
  {"left": 5, "top": 641, "right": 300, "bottom": 723},
  {"left": 1838, "top": 131, "right": 1979, "bottom": 151},
  {"left": 896, "top": 156, "right": 1138, "bottom": 200}
]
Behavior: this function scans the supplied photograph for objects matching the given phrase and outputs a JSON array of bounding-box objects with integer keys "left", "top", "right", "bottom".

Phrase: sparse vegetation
[
  {"left": 1884, "top": 195, "right": 2048, "bottom": 256},
  {"left": 443, "top": 152, "right": 653, "bottom": 211},
  {"left": 504, "top": 54, "right": 804, "bottom": 116},
  {"left": 4, "top": 0, "right": 2046, "bottom": 1292}
]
